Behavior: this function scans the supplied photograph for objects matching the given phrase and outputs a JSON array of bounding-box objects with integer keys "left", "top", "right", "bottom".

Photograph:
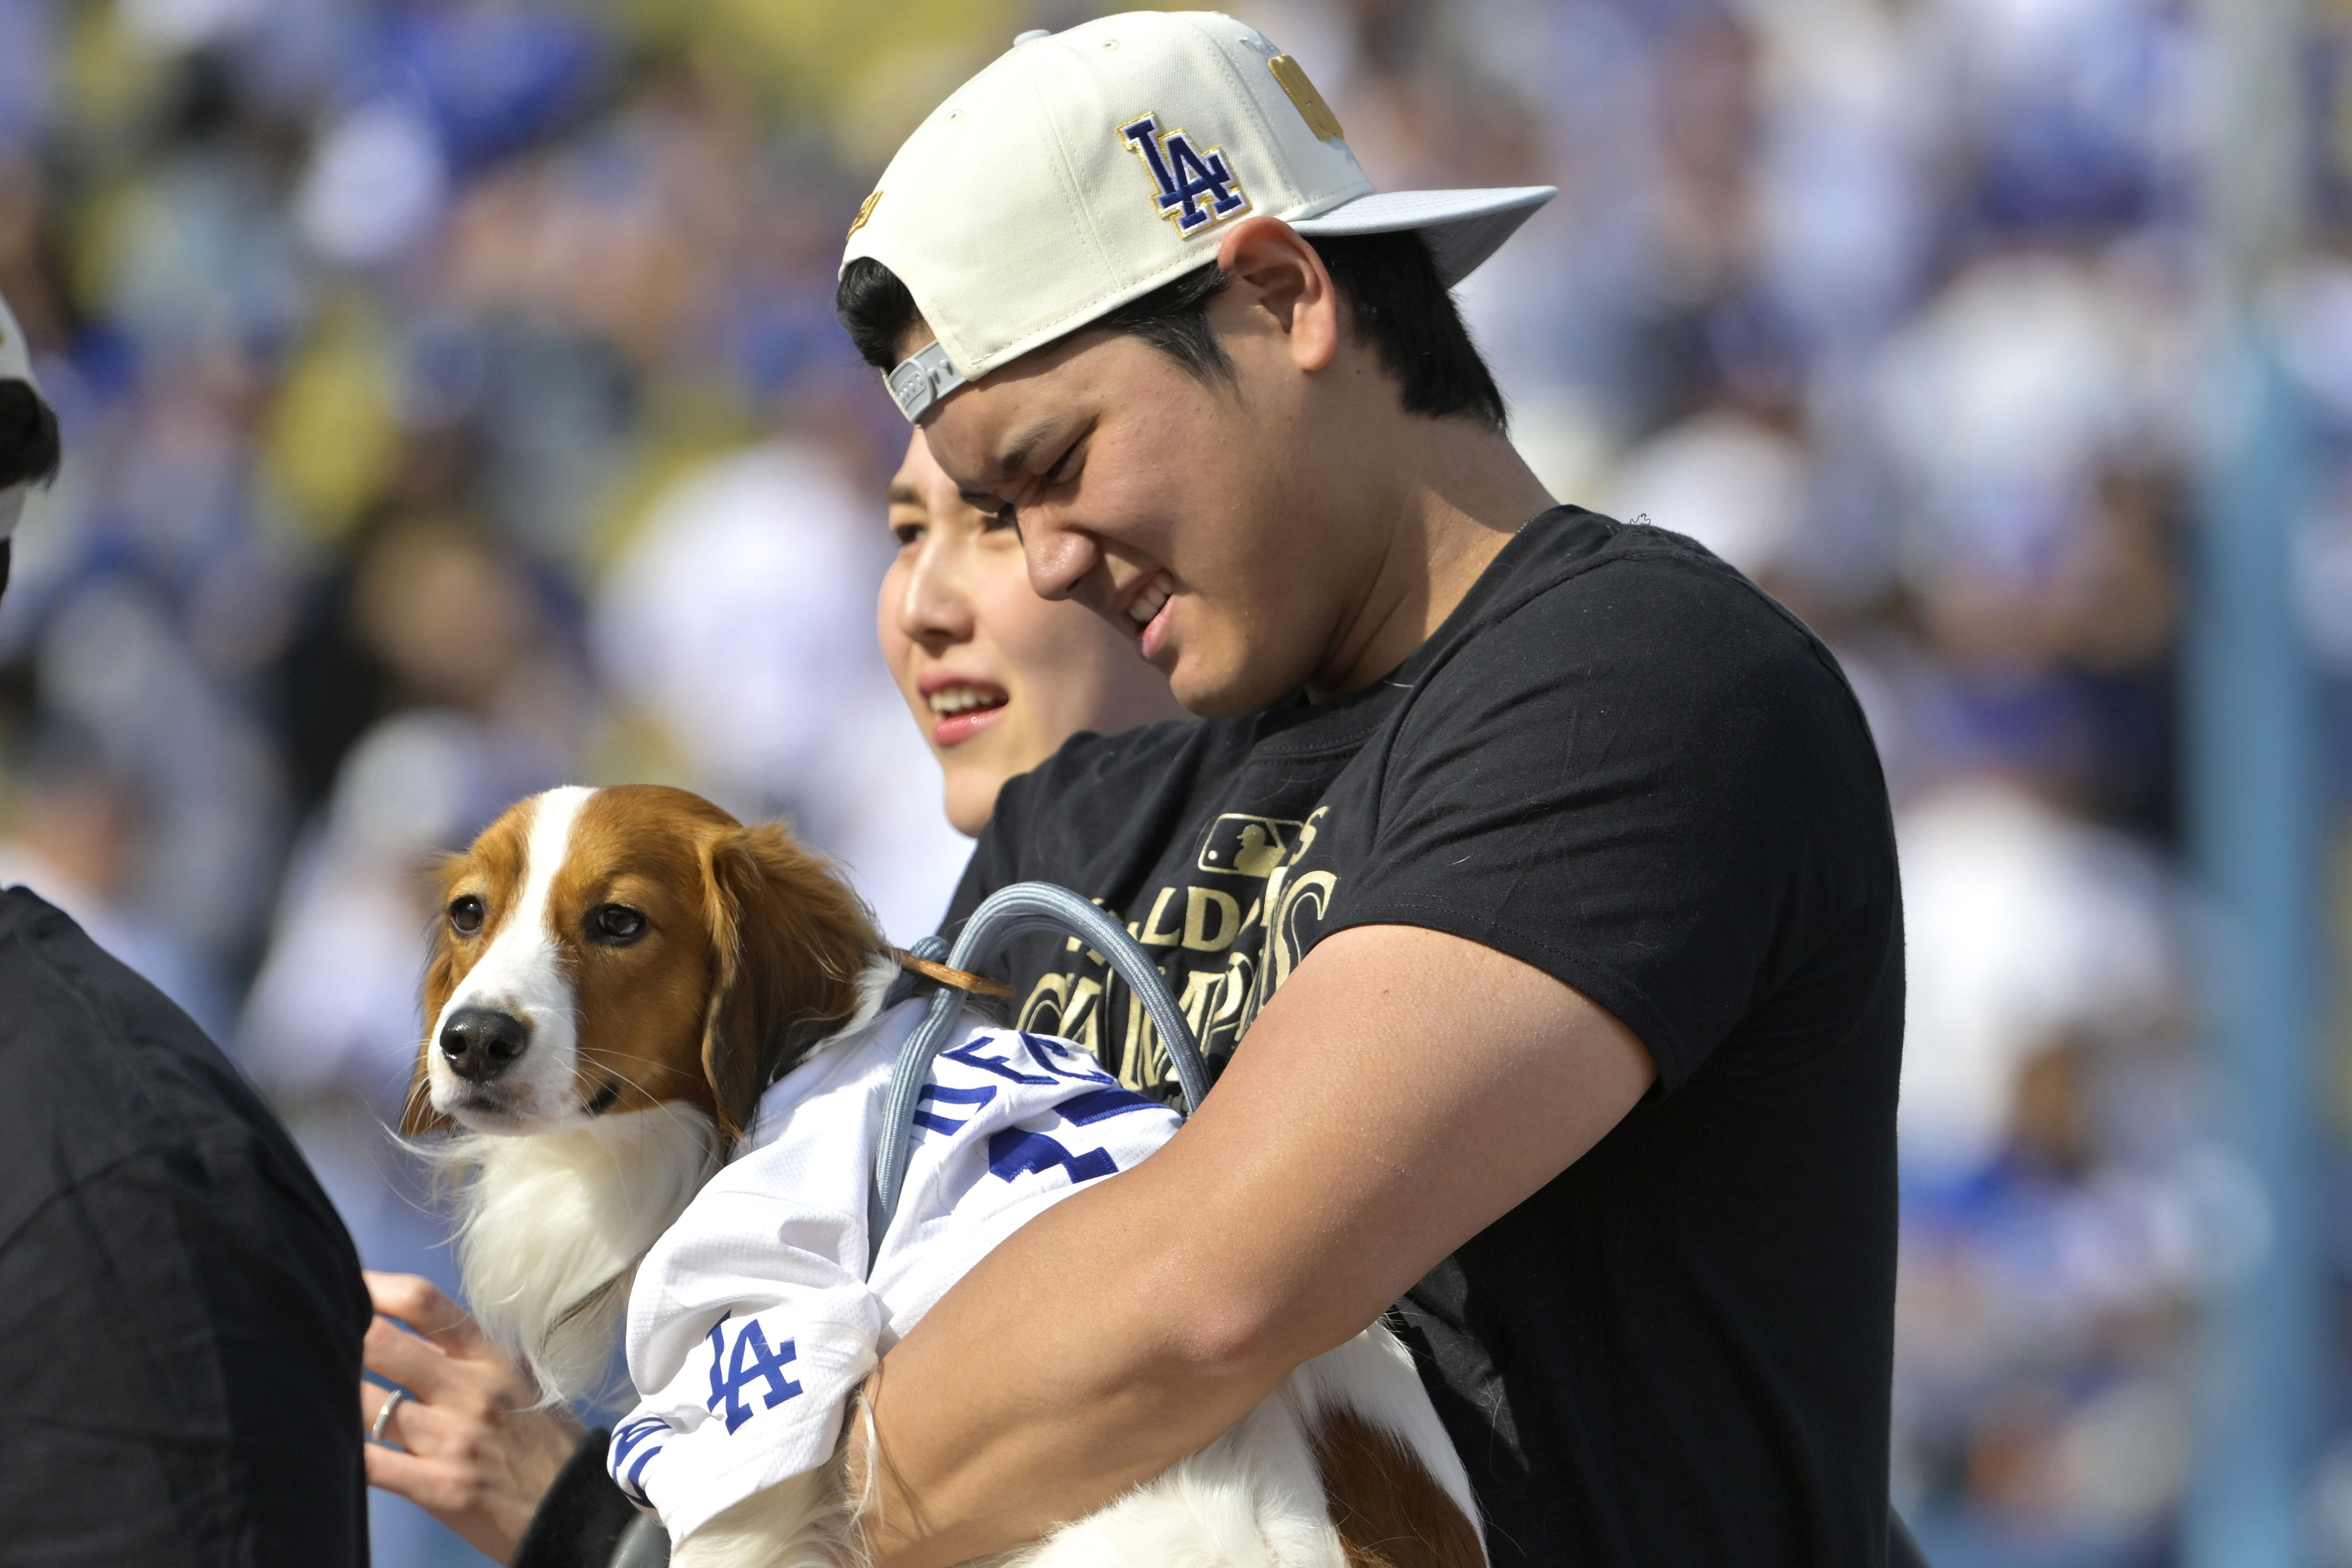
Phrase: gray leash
[{"left": 867, "top": 882, "right": 1209, "bottom": 1269}]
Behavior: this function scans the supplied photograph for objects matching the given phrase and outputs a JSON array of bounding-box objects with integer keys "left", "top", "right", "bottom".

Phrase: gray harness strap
[{"left": 867, "top": 882, "right": 1209, "bottom": 1269}]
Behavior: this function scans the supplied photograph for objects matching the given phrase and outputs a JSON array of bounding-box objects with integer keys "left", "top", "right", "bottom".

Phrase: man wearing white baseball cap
[
  {"left": 0, "top": 289, "right": 375, "bottom": 1562},
  {"left": 831, "top": 15, "right": 1903, "bottom": 1567}
]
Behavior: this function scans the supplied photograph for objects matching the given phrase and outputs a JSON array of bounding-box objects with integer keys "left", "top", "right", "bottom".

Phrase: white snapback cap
[
  {"left": 843, "top": 11, "right": 1555, "bottom": 423},
  {"left": 0, "top": 286, "right": 38, "bottom": 541}
]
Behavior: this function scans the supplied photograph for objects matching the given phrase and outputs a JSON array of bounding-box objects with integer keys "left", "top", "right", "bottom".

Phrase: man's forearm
[
  {"left": 849, "top": 925, "right": 1655, "bottom": 1566},
  {"left": 854, "top": 1156, "right": 1318, "bottom": 1568}
]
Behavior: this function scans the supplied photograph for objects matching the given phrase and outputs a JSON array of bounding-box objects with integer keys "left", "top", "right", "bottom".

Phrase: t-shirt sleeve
[{"left": 1329, "top": 551, "right": 1885, "bottom": 1092}]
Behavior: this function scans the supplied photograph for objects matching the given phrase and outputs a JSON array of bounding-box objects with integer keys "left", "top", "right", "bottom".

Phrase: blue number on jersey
[
  {"left": 942, "top": 1037, "right": 1059, "bottom": 1086},
  {"left": 987, "top": 1128, "right": 1119, "bottom": 1186},
  {"left": 1014, "top": 1032, "right": 1114, "bottom": 1083},
  {"left": 913, "top": 1082, "right": 998, "bottom": 1136},
  {"left": 1054, "top": 1085, "right": 1161, "bottom": 1126},
  {"left": 703, "top": 1316, "right": 804, "bottom": 1435},
  {"left": 610, "top": 1413, "right": 669, "bottom": 1506}
]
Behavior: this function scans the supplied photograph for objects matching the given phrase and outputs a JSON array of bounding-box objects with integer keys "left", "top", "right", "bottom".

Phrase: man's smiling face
[{"left": 916, "top": 287, "right": 1366, "bottom": 720}]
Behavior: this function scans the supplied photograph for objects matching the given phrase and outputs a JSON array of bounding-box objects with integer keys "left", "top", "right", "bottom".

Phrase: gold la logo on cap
[
  {"left": 1268, "top": 56, "right": 1344, "bottom": 143},
  {"left": 1117, "top": 114, "right": 1251, "bottom": 236}
]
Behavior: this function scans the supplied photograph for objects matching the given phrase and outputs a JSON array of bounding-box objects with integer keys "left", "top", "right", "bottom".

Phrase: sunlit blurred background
[{"left": 0, "top": 1, "right": 2346, "bottom": 1564}]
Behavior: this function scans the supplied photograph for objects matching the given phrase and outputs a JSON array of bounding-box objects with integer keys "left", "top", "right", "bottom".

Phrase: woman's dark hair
[
  {"left": 836, "top": 228, "right": 1507, "bottom": 429},
  {"left": 0, "top": 379, "right": 62, "bottom": 491}
]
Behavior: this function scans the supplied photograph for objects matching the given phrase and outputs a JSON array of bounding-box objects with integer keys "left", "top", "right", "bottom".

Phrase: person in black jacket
[{"left": 0, "top": 291, "right": 374, "bottom": 1565}]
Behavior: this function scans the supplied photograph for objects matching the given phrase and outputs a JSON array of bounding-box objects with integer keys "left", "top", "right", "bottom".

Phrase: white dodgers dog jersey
[{"left": 610, "top": 1000, "right": 1182, "bottom": 1542}]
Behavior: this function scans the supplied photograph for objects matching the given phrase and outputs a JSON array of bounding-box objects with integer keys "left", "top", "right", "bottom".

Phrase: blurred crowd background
[{"left": 0, "top": 0, "right": 2345, "bottom": 1564}]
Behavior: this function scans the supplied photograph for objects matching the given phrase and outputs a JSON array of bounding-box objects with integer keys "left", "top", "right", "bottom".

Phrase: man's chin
[{"left": 1172, "top": 655, "right": 1300, "bottom": 720}]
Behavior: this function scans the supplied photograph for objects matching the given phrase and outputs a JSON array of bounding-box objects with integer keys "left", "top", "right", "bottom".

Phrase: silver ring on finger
[{"left": 370, "top": 1387, "right": 409, "bottom": 1446}]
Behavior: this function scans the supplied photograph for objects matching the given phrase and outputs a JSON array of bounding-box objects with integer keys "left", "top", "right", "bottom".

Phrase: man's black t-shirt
[
  {"left": 946, "top": 508, "right": 1904, "bottom": 1567},
  {"left": 0, "top": 887, "right": 373, "bottom": 1565}
]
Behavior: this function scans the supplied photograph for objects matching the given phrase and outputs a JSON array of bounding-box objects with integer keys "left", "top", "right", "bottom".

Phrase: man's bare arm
[{"left": 854, "top": 922, "right": 1656, "bottom": 1567}]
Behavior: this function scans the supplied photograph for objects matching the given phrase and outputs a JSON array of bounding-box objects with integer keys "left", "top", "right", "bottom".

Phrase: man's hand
[
  {"left": 855, "top": 924, "right": 1655, "bottom": 1567},
  {"left": 359, "top": 1272, "right": 587, "bottom": 1565}
]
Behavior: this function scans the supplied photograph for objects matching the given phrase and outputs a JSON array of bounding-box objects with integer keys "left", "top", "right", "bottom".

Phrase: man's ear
[
  {"left": 698, "top": 823, "right": 884, "bottom": 1144},
  {"left": 1214, "top": 216, "right": 1339, "bottom": 371},
  {"left": 402, "top": 855, "right": 465, "bottom": 1137}
]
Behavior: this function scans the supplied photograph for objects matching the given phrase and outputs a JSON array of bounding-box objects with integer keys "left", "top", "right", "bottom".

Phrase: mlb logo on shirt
[
  {"left": 1118, "top": 113, "right": 1250, "bottom": 235},
  {"left": 1197, "top": 813, "right": 1305, "bottom": 878}
]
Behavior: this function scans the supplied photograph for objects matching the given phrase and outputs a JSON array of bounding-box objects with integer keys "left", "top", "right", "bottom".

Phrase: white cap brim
[
  {"left": 878, "top": 184, "right": 1560, "bottom": 424},
  {"left": 1289, "top": 185, "right": 1556, "bottom": 286}
]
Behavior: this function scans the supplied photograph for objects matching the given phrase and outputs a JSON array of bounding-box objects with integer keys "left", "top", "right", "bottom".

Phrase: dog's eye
[
  {"left": 590, "top": 904, "right": 647, "bottom": 944},
  {"left": 447, "top": 895, "right": 485, "bottom": 936}
]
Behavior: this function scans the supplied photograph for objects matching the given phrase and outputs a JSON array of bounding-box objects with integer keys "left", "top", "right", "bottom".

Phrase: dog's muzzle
[{"left": 439, "top": 1006, "right": 532, "bottom": 1083}]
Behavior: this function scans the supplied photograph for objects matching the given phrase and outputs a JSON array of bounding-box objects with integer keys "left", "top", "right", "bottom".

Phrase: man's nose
[
  {"left": 1020, "top": 514, "right": 1101, "bottom": 603},
  {"left": 438, "top": 1006, "right": 531, "bottom": 1083}
]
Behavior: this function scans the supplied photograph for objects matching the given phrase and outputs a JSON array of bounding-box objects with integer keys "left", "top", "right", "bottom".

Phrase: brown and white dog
[
  {"left": 404, "top": 783, "right": 885, "bottom": 1397},
  {"left": 408, "top": 785, "right": 1484, "bottom": 1567}
]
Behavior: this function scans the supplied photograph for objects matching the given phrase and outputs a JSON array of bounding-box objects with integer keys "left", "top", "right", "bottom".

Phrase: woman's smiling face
[{"left": 878, "top": 431, "right": 1185, "bottom": 836}]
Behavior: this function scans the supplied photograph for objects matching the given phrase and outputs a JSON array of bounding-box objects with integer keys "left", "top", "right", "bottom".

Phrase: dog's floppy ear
[
  {"left": 698, "top": 822, "right": 883, "bottom": 1144},
  {"left": 402, "top": 853, "right": 465, "bottom": 1137}
]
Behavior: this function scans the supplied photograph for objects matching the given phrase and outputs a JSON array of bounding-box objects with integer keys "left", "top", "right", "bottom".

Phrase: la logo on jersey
[{"left": 1118, "top": 114, "right": 1250, "bottom": 236}]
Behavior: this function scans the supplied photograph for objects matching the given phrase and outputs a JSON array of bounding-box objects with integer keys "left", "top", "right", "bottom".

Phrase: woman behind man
[
  {"left": 880, "top": 427, "right": 1185, "bottom": 836},
  {"left": 355, "top": 430, "right": 1185, "bottom": 1563}
]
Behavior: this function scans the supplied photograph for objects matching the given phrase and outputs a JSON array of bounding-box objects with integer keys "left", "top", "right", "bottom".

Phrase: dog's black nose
[{"left": 438, "top": 1007, "right": 531, "bottom": 1082}]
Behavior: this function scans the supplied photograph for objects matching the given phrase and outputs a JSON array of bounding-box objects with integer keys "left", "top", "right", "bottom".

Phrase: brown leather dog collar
[{"left": 892, "top": 947, "right": 1014, "bottom": 998}]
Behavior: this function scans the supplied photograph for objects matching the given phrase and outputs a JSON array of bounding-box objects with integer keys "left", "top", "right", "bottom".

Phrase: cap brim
[{"left": 1290, "top": 186, "right": 1556, "bottom": 287}]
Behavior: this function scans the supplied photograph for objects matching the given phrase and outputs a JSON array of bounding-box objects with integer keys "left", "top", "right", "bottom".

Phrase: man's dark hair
[
  {"left": 0, "top": 380, "right": 62, "bottom": 491},
  {"left": 836, "top": 229, "right": 1507, "bottom": 429}
]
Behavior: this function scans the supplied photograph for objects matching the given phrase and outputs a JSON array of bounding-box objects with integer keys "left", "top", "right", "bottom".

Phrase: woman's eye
[
  {"left": 448, "top": 896, "right": 485, "bottom": 936},
  {"left": 891, "top": 521, "right": 924, "bottom": 548},
  {"left": 590, "top": 904, "right": 648, "bottom": 944}
]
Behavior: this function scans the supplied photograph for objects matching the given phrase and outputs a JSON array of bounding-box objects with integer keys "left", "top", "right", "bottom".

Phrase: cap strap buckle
[{"left": 886, "top": 341, "right": 966, "bottom": 425}]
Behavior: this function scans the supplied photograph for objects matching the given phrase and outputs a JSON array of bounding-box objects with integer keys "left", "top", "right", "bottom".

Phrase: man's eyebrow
[
  {"left": 885, "top": 482, "right": 920, "bottom": 505},
  {"left": 951, "top": 418, "right": 1067, "bottom": 512},
  {"left": 998, "top": 417, "right": 1070, "bottom": 480}
]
